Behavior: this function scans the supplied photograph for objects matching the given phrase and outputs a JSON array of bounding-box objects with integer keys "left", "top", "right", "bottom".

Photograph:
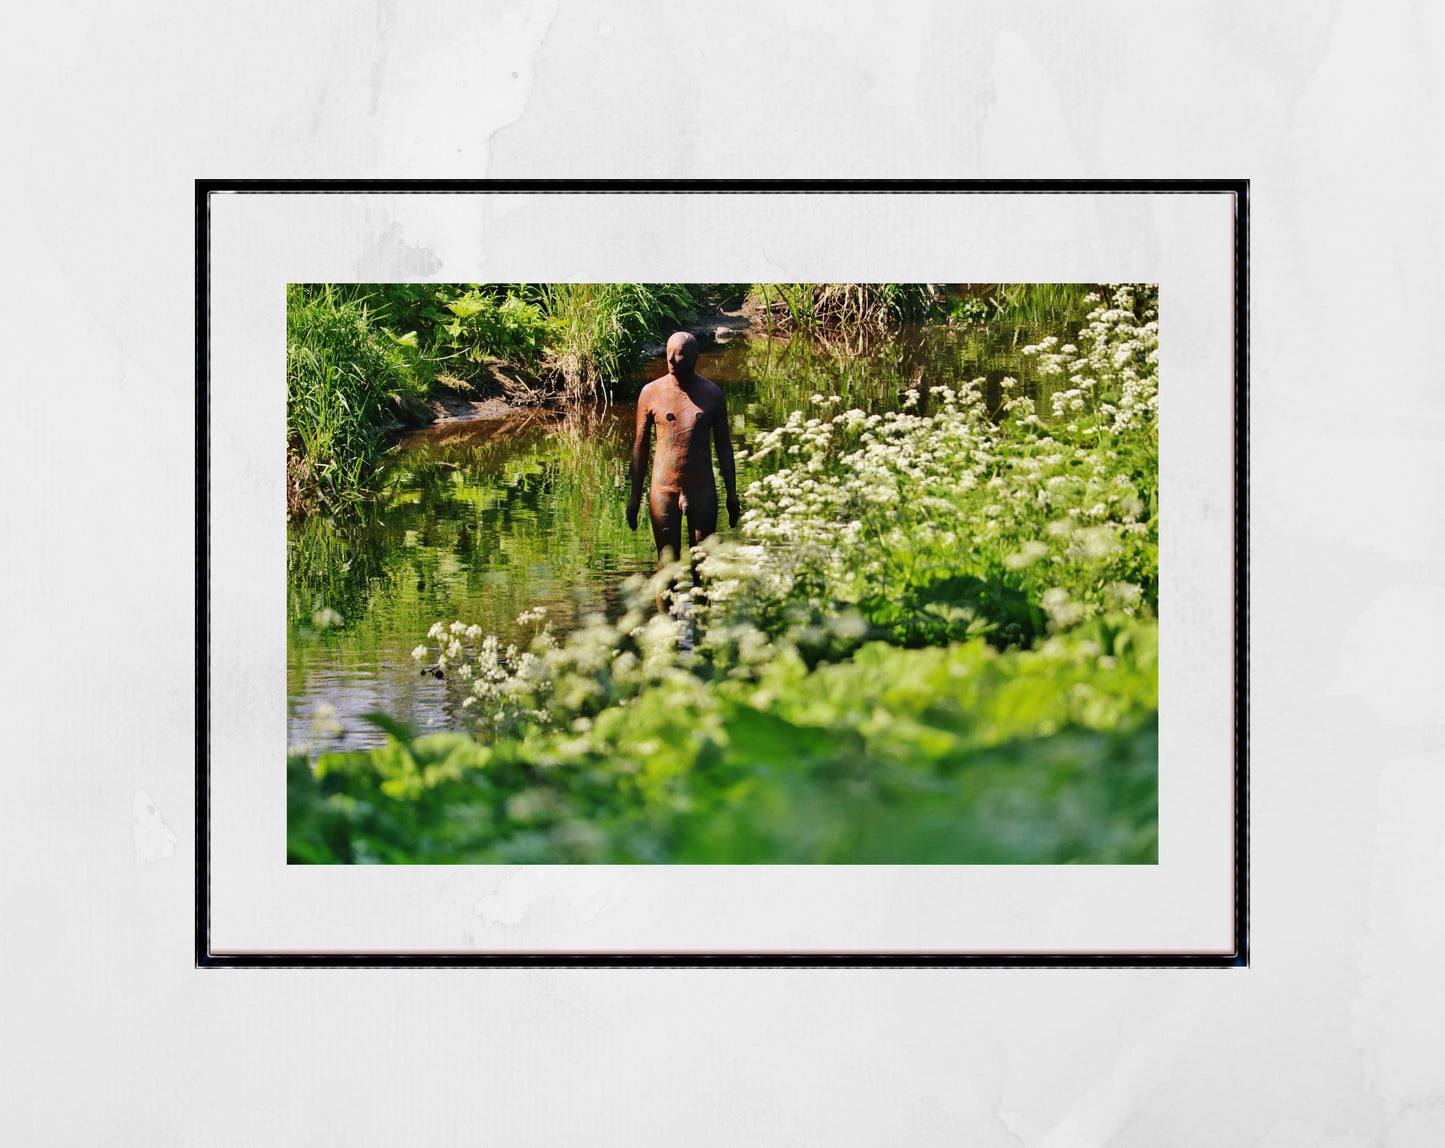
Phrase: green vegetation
[
  {"left": 288, "top": 285, "right": 1160, "bottom": 865},
  {"left": 541, "top": 283, "right": 700, "bottom": 401},
  {"left": 749, "top": 283, "right": 940, "bottom": 333},
  {"left": 435, "top": 288, "right": 556, "bottom": 367},
  {"left": 945, "top": 283, "right": 1141, "bottom": 334},
  {"left": 728, "top": 284, "right": 1159, "bottom": 645},
  {"left": 286, "top": 285, "right": 426, "bottom": 517},
  {"left": 289, "top": 621, "right": 1156, "bottom": 864}
]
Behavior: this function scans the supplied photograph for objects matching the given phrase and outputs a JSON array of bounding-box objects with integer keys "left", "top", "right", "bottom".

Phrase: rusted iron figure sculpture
[{"left": 627, "top": 332, "right": 740, "bottom": 594}]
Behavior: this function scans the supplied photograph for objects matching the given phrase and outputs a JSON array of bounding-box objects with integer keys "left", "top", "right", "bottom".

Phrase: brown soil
[
  {"left": 286, "top": 453, "right": 313, "bottom": 519},
  {"left": 424, "top": 361, "right": 554, "bottom": 424},
  {"left": 428, "top": 393, "right": 515, "bottom": 422},
  {"left": 391, "top": 406, "right": 561, "bottom": 452}
]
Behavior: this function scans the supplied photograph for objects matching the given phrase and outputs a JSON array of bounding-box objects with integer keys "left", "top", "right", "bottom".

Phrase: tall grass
[
  {"left": 749, "top": 283, "right": 941, "bottom": 333},
  {"left": 541, "top": 283, "right": 698, "bottom": 401},
  {"left": 286, "top": 285, "right": 427, "bottom": 516}
]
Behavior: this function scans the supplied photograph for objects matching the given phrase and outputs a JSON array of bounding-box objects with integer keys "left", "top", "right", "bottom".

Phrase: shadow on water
[{"left": 289, "top": 320, "right": 1063, "bottom": 750}]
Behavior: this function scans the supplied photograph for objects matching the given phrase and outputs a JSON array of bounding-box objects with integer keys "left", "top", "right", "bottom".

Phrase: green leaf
[{"left": 359, "top": 710, "right": 417, "bottom": 744}]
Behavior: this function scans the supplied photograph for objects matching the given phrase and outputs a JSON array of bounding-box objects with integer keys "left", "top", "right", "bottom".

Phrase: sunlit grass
[
  {"left": 286, "top": 285, "right": 426, "bottom": 516},
  {"left": 541, "top": 283, "right": 698, "bottom": 402}
]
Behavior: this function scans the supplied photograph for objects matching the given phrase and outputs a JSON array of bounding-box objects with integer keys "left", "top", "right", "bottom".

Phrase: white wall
[{"left": 2, "top": 1, "right": 1442, "bottom": 1144}]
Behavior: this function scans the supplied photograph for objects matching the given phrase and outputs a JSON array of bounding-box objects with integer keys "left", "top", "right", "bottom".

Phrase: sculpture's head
[{"left": 665, "top": 331, "right": 700, "bottom": 377}]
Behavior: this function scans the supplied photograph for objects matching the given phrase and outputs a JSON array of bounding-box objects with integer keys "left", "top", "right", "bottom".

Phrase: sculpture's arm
[
  {"left": 713, "top": 390, "right": 740, "bottom": 527},
  {"left": 627, "top": 392, "right": 653, "bottom": 529}
]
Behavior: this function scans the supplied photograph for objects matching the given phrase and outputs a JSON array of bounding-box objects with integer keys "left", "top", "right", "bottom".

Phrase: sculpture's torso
[{"left": 643, "top": 373, "right": 722, "bottom": 507}]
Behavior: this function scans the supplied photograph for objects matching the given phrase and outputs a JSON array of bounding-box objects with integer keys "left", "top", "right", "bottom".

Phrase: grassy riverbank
[
  {"left": 288, "top": 285, "right": 1160, "bottom": 864},
  {"left": 286, "top": 283, "right": 751, "bottom": 516},
  {"left": 286, "top": 282, "right": 1104, "bottom": 516},
  {"left": 286, "top": 285, "right": 430, "bottom": 516}
]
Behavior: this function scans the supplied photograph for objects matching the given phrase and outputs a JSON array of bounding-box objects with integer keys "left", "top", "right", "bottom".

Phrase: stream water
[{"left": 287, "top": 321, "right": 1053, "bottom": 750}]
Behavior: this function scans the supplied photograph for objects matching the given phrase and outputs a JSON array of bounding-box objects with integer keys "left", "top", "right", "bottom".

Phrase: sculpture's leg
[
  {"left": 649, "top": 492, "right": 683, "bottom": 612},
  {"left": 686, "top": 499, "right": 718, "bottom": 571},
  {"left": 684, "top": 498, "right": 719, "bottom": 610}
]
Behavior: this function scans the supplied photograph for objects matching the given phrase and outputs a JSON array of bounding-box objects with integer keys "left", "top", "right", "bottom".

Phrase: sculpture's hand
[
  {"left": 626, "top": 496, "right": 640, "bottom": 531},
  {"left": 727, "top": 495, "right": 741, "bottom": 529}
]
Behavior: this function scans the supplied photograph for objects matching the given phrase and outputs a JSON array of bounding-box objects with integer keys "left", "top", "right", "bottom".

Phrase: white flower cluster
[
  {"left": 1020, "top": 283, "right": 1159, "bottom": 436},
  {"left": 707, "top": 316, "right": 1153, "bottom": 632},
  {"left": 1041, "top": 587, "right": 1085, "bottom": 630},
  {"left": 310, "top": 606, "right": 343, "bottom": 631},
  {"left": 409, "top": 564, "right": 735, "bottom": 743}
]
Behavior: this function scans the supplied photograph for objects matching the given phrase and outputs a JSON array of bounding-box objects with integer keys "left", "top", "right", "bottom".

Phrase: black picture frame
[{"left": 197, "top": 179, "right": 1248, "bottom": 968}]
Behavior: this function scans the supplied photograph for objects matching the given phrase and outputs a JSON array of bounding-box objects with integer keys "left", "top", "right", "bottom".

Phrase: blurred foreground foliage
[{"left": 290, "top": 618, "right": 1157, "bottom": 864}]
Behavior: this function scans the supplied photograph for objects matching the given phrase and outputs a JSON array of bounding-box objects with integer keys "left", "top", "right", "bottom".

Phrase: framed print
[{"left": 197, "top": 180, "right": 1247, "bottom": 966}]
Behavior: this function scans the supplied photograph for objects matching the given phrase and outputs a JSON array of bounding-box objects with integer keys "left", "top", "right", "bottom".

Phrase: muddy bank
[
  {"left": 378, "top": 364, "right": 547, "bottom": 437},
  {"left": 427, "top": 392, "right": 516, "bottom": 423},
  {"left": 425, "top": 360, "right": 553, "bottom": 422},
  {"left": 639, "top": 306, "right": 765, "bottom": 358},
  {"left": 390, "top": 405, "right": 563, "bottom": 452}
]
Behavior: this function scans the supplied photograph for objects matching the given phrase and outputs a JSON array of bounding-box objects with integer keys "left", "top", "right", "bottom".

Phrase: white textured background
[{"left": 2, "top": 1, "right": 1442, "bottom": 1144}]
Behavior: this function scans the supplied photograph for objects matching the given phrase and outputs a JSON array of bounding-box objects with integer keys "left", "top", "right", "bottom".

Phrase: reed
[
  {"left": 748, "top": 283, "right": 940, "bottom": 333},
  {"left": 286, "top": 285, "right": 425, "bottom": 516},
  {"left": 541, "top": 283, "right": 698, "bottom": 401}
]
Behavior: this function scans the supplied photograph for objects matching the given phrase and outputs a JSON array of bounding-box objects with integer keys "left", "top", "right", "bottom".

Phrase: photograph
[{"left": 284, "top": 279, "right": 1161, "bottom": 867}]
